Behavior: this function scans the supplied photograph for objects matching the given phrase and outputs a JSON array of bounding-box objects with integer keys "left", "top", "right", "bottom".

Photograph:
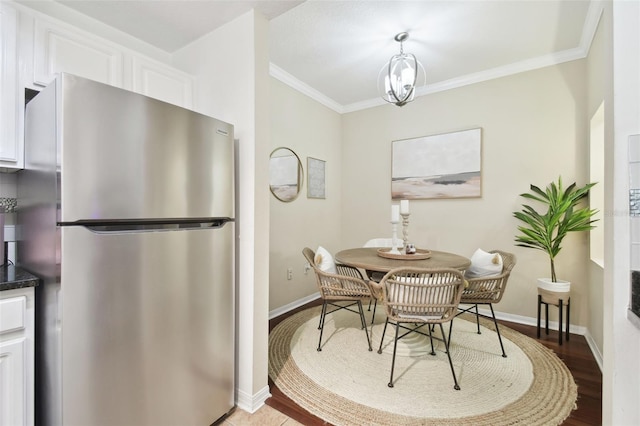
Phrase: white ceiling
[
  {"left": 43, "top": 0, "right": 599, "bottom": 112},
  {"left": 54, "top": 0, "right": 304, "bottom": 52}
]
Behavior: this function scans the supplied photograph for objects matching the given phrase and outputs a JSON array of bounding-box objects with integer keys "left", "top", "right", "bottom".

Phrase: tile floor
[{"left": 222, "top": 405, "right": 301, "bottom": 426}]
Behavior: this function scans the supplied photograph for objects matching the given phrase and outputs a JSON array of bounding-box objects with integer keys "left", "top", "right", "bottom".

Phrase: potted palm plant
[{"left": 513, "top": 176, "right": 598, "bottom": 294}]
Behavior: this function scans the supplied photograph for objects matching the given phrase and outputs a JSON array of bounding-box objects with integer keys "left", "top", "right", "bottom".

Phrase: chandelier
[{"left": 378, "top": 32, "right": 425, "bottom": 107}]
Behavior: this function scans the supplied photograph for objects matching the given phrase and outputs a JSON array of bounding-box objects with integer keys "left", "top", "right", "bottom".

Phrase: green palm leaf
[{"left": 513, "top": 177, "right": 598, "bottom": 282}]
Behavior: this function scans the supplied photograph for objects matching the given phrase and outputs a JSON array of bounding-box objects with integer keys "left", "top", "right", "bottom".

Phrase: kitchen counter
[
  {"left": 0, "top": 265, "right": 37, "bottom": 426},
  {"left": 0, "top": 265, "right": 40, "bottom": 291}
]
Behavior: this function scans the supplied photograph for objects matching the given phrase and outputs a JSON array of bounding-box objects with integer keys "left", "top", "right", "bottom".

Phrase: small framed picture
[{"left": 307, "top": 157, "right": 326, "bottom": 199}]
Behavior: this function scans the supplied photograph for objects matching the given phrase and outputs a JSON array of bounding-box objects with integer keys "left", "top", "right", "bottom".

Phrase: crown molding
[
  {"left": 272, "top": 4, "right": 603, "bottom": 115},
  {"left": 580, "top": 0, "right": 605, "bottom": 56},
  {"left": 340, "top": 47, "right": 586, "bottom": 113},
  {"left": 417, "top": 47, "right": 586, "bottom": 96},
  {"left": 341, "top": 97, "right": 389, "bottom": 113},
  {"left": 269, "top": 63, "right": 344, "bottom": 114}
]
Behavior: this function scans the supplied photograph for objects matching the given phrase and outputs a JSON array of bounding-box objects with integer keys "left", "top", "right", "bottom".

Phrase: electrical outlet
[{"left": 287, "top": 268, "right": 293, "bottom": 280}]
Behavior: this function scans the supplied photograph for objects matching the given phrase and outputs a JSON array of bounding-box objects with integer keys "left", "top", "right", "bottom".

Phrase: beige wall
[
  {"left": 341, "top": 61, "right": 591, "bottom": 325},
  {"left": 586, "top": 11, "right": 606, "bottom": 359},
  {"left": 269, "top": 78, "right": 343, "bottom": 312},
  {"left": 269, "top": 60, "right": 596, "bottom": 327}
]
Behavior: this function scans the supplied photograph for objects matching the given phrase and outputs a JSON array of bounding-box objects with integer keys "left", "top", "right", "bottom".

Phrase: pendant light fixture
[{"left": 378, "top": 32, "right": 425, "bottom": 107}]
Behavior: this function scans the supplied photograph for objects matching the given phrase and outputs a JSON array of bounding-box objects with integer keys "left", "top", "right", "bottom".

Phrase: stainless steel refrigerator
[{"left": 18, "top": 73, "right": 236, "bottom": 426}]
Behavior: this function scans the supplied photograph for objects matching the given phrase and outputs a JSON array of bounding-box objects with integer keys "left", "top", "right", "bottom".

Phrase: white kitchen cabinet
[
  {"left": 31, "top": 15, "right": 194, "bottom": 109},
  {"left": 0, "top": 288, "right": 35, "bottom": 426},
  {"left": 132, "top": 56, "right": 194, "bottom": 109},
  {"left": 33, "top": 17, "right": 124, "bottom": 88},
  {"left": 0, "top": 4, "right": 21, "bottom": 169},
  {"left": 2, "top": 5, "right": 196, "bottom": 172}
]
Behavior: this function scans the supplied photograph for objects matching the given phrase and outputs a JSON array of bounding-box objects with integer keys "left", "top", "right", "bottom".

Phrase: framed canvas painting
[
  {"left": 307, "top": 157, "right": 326, "bottom": 199},
  {"left": 391, "top": 128, "right": 482, "bottom": 199}
]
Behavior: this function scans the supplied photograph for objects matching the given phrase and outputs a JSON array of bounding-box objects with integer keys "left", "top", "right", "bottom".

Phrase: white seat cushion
[
  {"left": 398, "top": 313, "right": 444, "bottom": 321},
  {"left": 389, "top": 275, "right": 454, "bottom": 320}
]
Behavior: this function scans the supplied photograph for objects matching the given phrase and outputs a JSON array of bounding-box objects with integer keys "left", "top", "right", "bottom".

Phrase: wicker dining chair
[
  {"left": 302, "top": 247, "right": 373, "bottom": 352},
  {"left": 362, "top": 238, "right": 403, "bottom": 323},
  {"left": 370, "top": 267, "right": 465, "bottom": 389},
  {"left": 449, "top": 250, "right": 517, "bottom": 358}
]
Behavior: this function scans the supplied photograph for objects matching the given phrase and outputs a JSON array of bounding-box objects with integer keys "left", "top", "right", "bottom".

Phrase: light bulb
[{"left": 402, "top": 65, "right": 414, "bottom": 88}]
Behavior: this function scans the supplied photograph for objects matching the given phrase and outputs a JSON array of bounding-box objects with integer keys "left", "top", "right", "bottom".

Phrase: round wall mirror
[{"left": 269, "top": 147, "right": 303, "bottom": 202}]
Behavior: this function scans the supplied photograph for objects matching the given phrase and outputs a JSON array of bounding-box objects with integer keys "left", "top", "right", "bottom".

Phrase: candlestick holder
[
  {"left": 401, "top": 212, "right": 410, "bottom": 250},
  {"left": 389, "top": 221, "right": 401, "bottom": 254}
]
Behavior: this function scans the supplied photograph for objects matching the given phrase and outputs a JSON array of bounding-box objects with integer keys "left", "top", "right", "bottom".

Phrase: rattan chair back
[
  {"left": 302, "top": 247, "right": 371, "bottom": 301},
  {"left": 453, "top": 249, "right": 517, "bottom": 358},
  {"left": 376, "top": 267, "right": 465, "bottom": 324},
  {"left": 372, "top": 267, "right": 465, "bottom": 389},
  {"left": 462, "top": 250, "right": 516, "bottom": 304},
  {"left": 302, "top": 247, "right": 373, "bottom": 352}
]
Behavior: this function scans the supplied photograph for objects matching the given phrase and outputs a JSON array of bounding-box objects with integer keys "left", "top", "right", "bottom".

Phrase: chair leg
[
  {"left": 371, "top": 299, "right": 378, "bottom": 324},
  {"left": 388, "top": 322, "right": 400, "bottom": 388},
  {"left": 440, "top": 323, "right": 460, "bottom": 390},
  {"left": 317, "top": 301, "right": 327, "bottom": 352},
  {"left": 427, "top": 324, "right": 436, "bottom": 356},
  {"left": 378, "top": 318, "right": 390, "bottom": 354},
  {"left": 489, "top": 304, "right": 507, "bottom": 358},
  {"left": 474, "top": 304, "right": 481, "bottom": 334},
  {"left": 357, "top": 300, "right": 373, "bottom": 351},
  {"left": 357, "top": 301, "right": 367, "bottom": 329},
  {"left": 447, "top": 317, "right": 454, "bottom": 351},
  {"left": 318, "top": 301, "right": 326, "bottom": 330}
]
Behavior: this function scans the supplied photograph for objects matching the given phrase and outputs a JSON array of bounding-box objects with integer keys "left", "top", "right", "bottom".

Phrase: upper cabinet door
[
  {"left": 132, "top": 56, "right": 194, "bottom": 109},
  {"left": 33, "top": 18, "right": 124, "bottom": 88},
  {"left": 0, "top": 3, "right": 20, "bottom": 167}
]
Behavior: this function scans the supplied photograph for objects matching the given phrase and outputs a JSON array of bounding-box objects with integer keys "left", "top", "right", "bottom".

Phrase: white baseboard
[
  {"left": 461, "top": 305, "right": 605, "bottom": 369},
  {"left": 470, "top": 304, "right": 587, "bottom": 335},
  {"left": 236, "top": 385, "right": 271, "bottom": 414},
  {"left": 583, "top": 329, "right": 604, "bottom": 372},
  {"left": 269, "top": 292, "right": 320, "bottom": 320},
  {"left": 268, "top": 296, "right": 603, "bottom": 374}
]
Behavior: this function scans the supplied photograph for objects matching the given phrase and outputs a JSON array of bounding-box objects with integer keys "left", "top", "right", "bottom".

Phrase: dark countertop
[{"left": 0, "top": 265, "right": 40, "bottom": 291}]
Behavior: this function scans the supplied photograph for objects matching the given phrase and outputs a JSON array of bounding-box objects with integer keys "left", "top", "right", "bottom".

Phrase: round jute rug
[{"left": 269, "top": 306, "right": 577, "bottom": 426}]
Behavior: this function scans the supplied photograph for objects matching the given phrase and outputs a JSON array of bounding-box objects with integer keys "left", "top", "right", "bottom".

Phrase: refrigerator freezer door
[
  {"left": 58, "top": 224, "right": 234, "bottom": 425},
  {"left": 56, "top": 74, "right": 234, "bottom": 222}
]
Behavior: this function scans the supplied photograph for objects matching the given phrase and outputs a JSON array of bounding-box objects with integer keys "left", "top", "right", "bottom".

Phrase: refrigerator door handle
[{"left": 58, "top": 218, "right": 234, "bottom": 233}]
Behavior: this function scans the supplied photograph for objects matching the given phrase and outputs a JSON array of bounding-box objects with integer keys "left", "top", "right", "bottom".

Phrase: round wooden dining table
[{"left": 334, "top": 247, "right": 471, "bottom": 273}]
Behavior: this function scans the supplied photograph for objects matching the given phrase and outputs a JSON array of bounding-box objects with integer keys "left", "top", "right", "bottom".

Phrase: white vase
[
  {"left": 537, "top": 277, "right": 571, "bottom": 292},
  {"left": 537, "top": 278, "right": 571, "bottom": 305}
]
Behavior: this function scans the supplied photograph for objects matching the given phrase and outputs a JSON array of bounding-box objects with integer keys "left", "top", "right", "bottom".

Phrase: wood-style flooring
[{"left": 266, "top": 299, "right": 602, "bottom": 426}]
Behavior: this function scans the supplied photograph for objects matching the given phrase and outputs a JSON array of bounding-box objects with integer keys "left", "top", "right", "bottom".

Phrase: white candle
[
  {"left": 391, "top": 205, "right": 400, "bottom": 222},
  {"left": 400, "top": 200, "right": 409, "bottom": 215}
]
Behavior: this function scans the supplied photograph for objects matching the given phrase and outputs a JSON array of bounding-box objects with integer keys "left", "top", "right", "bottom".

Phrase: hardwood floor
[{"left": 266, "top": 299, "right": 602, "bottom": 426}]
